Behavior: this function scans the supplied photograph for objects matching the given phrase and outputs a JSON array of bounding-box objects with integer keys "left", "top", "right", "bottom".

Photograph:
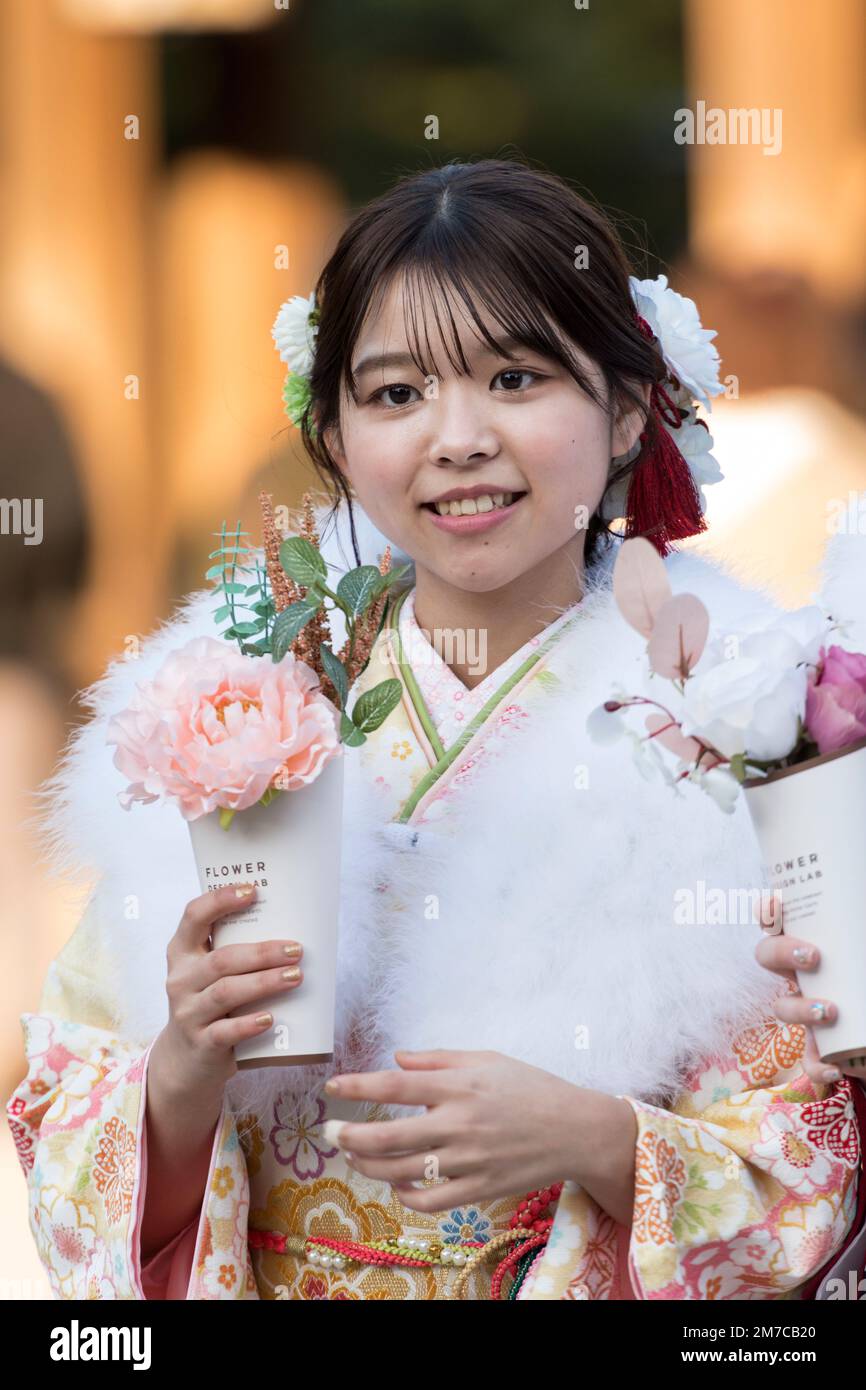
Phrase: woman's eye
[
  {"left": 370, "top": 383, "right": 420, "bottom": 408},
  {"left": 493, "top": 368, "right": 540, "bottom": 391}
]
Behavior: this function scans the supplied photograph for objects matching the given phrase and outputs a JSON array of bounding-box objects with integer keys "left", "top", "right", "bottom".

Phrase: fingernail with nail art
[{"left": 322, "top": 1119, "right": 348, "bottom": 1147}]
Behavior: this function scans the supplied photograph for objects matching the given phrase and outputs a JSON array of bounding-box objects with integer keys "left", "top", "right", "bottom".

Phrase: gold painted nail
[
  {"left": 235, "top": 885, "right": 255, "bottom": 899},
  {"left": 283, "top": 944, "right": 302, "bottom": 958},
  {"left": 255, "top": 1012, "right": 273, "bottom": 1026},
  {"left": 282, "top": 966, "right": 301, "bottom": 981}
]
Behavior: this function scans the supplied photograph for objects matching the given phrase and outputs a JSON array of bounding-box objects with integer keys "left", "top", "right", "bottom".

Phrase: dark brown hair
[{"left": 299, "top": 155, "right": 669, "bottom": 568}]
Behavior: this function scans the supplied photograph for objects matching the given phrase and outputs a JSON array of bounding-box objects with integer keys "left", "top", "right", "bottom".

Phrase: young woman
[{"left": 8, "top": 157, "right": 866, "bottom": 1301}]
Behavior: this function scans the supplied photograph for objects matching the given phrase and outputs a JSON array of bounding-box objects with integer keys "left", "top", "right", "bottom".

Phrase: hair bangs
[{"left": 396, "top": 251, "right": 607, "bottom": 411}]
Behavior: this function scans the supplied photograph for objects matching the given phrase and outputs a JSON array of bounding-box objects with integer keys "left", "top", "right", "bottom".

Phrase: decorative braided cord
[
  {"left": 507, "top": 1245, "right": 545, "bottom": 1300},
  {"left": 248, "top": 1223, "right": 546, "bottom": 1298},
  {"left": 249, "top": 1226, "right": 484, "bottom": 1269},
  {"left": 444, "top": 1226, "right": 538, "bottom": 1300}
]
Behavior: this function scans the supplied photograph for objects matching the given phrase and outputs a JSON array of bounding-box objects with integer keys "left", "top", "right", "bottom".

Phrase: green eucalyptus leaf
[
  {"left": 339, "top": 712, "right": 366, "bottom": 747},
  {"left": 351, "top": 678, "right": 403, "bottom": 734},
  {"left": 320, "top": 644, "right": 349, "bottom": 710},
  {"left": 337, "top": 565, "right": 382, "bottom": 618},
  {"left": 279, "top": 537, "right": 327, "bottom": 588},
  {"left": 271, "top": 597, "right": 321, "bottom": 661}
]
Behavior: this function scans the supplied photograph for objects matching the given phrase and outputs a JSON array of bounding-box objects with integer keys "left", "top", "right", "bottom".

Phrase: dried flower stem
[
  {"left": 259, "top": 490, "right": 300, "bottom": 613},
  {"left": 337, "top": 544, "right": 392, "bottom": 686},
  {"left": 258, "top": 490, "right": 396, "bottom": 709}
]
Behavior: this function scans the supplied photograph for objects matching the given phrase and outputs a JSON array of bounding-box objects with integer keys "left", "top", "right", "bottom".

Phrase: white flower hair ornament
[
  {"left": 600, "top": 274, "right": 726, "bottom": 555},
  {"left": 271, "top": 290, "right": 320, "bottom": 434}
]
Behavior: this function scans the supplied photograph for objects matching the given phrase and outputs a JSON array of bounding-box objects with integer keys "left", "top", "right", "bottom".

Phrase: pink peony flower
[
  {"left": 106, "top": 636, "right": 342, "bottom": 821},
  {"left": 805, "top": 644, "right": 866, "bottom": 755}
]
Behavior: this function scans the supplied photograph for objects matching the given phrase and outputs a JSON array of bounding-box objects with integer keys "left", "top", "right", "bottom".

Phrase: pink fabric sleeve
[{"left": 132, "top": 1037, "right": 223, "bottom": 1300}]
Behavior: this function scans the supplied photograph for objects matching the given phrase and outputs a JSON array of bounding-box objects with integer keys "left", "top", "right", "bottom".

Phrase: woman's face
[{"left": 324, "top": 275, "right": 648, "bottom": 595}]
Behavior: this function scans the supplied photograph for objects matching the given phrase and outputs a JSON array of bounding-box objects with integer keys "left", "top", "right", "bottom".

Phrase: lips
[
  {"left": 422, "top": 491, "right": 527, "bottom": 516},
  {"left": 422, "top": 490, "right": 528, "bottom": 535}
]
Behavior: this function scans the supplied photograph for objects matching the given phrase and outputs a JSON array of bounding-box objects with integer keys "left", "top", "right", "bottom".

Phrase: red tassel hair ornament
[{"left": 623, "top": 313, "right": 709, "bottom": 557}]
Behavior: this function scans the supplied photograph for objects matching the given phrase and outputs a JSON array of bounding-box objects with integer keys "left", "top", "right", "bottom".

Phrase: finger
[
  {"left": 193, "top": 961, "right": 303, "bottom": 1026},
  {"left": 802, "top": 1056, "right": 840, "bottom": 1087},
  {"left": 391, "top": 1178, "right": 490, "bottom": 1215},
  {"left": 325, "top": 1068, "right": 449, "bottom": 1107},
  {"left": 327, "top": 1114, "right": 445, "bottom": 1159},
  {"left": 755, "top": 933, "right": 821, "bottom": 975},
  {"left": 767, "top": 984, "right": 829, "bottom": 1084},
  {"left": 393, "top": 1049, "right": 487, "bottom": 1069},
  {"left": 790, "top": 1021, "right": 842, "bottom": 1087},
  {"left": 190, "top": 937, "right": 303, "bottom": 992},
  {"left": 772, "top": 993, "right": 839, "bottom": 1029},
  {"left": 752, "top": 890, "right": 783, "bottom": 935},
  {"left": 345, "top": 1146, "right": 472, "bottom": 1184},
  {"left": 175, "top": 883, "right": 259, "bottom": 953},
  {"left": 206, "top": 1008, "right": 279, "bottom": 1053}
]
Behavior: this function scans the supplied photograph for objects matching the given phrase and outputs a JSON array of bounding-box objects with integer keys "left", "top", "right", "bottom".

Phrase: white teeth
[{"left": 434, "top": 492, "right": 518, "bottom": 516}]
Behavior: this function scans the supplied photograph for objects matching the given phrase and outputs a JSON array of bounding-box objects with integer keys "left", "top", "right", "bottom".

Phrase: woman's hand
[
  {"left": 321, "top": 1048, "right": 637, "bottom": 1225},
  {"left": 141, "top": 882, "right": 305, "bottom": 1257},
  {"left": 753, "top": 891, "right": 842, "bottom": 1086},
  {"left": 150, "top": 882, "right": 305, "bottom": 1107}
]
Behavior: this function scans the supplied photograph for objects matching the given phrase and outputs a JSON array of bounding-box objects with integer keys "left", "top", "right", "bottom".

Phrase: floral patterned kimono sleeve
[
  {"left": 5, "top": 894, "right": 255, "bottom": 1300},
  {"left": 618, "top": 1012, "right": 862, "bottom": 1299}
]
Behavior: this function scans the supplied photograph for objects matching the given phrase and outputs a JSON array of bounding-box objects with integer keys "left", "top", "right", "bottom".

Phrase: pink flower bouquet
[
  {"left": 589, "top": 537, "right": 866, "bottom": 1078},
  {"left": 107, "top": 635, "right": 342, "bottom": 823},
  {"left": 106, "top": 492, "right": 408, "bottom": 1067}
]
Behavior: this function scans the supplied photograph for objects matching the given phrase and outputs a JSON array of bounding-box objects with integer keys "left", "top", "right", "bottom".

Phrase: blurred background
[{"left": 2, "top": 0, "right": 865, "bottom": 1296}]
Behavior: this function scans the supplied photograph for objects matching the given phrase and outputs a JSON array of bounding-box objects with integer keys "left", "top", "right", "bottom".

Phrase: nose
[{"left": 426, "top": 381, "right": 500, "bottom": 467}]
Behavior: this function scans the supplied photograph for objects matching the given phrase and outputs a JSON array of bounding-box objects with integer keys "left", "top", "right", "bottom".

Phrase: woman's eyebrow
[
  {"left": 353, "top": 349, "right": 418, "bottom": 378},
  {"left": 352, "top": 334, "right": 533, "bottom": 380}
]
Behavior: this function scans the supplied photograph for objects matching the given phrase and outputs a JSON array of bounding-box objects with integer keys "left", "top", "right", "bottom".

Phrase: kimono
[{"left": 7, "top": 499, "right": 866, "bottom": 1301}]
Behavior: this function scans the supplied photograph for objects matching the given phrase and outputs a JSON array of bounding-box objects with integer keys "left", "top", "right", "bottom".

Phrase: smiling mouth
[{"left": 421, "top": 491, "right": 528, "bottom": 517}]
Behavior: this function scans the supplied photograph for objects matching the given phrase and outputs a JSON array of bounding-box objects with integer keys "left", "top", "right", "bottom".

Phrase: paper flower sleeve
[
  {"left": 5, "top": 896, "right": 256, "bottom": 1300},
  {"left": 618, "top": 1013, "right": 862, "bottom": 1299}
]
